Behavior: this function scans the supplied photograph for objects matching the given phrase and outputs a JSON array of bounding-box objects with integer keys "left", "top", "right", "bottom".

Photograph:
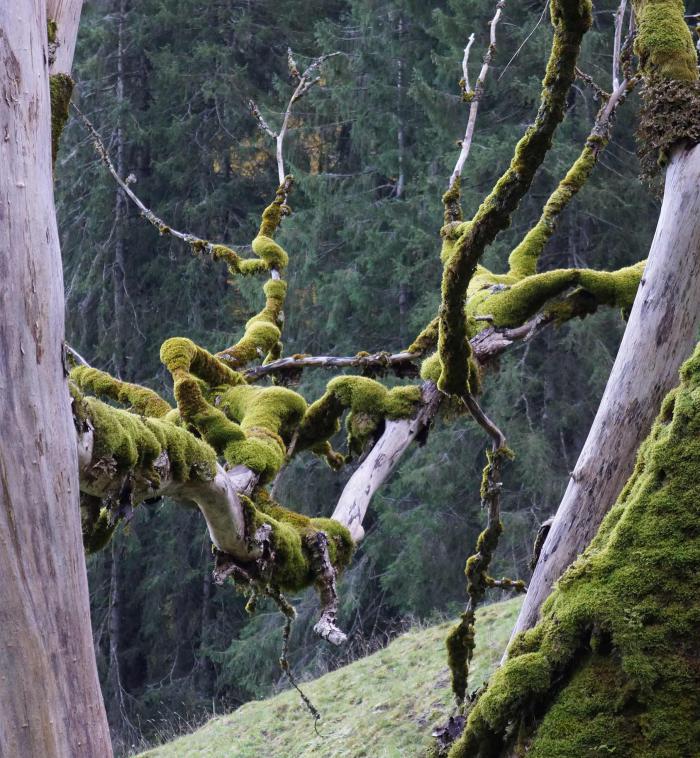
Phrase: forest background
[{"left": 55, "top": 0, "right": 664, "bottom": 752}]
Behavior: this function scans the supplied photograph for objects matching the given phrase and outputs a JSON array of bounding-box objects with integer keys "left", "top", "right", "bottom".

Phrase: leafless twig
[
  {"left": 249, "top": 51, "right": 342, "bottom": 186},
  {"left": 450, "top": 1, "right": 506, "bottom": 189},
  {"left": 72, "top": 103, "right": 240, "bottom": 260},
  {"left": 612, "top": 0, "right": 628, "bottom": 90}
]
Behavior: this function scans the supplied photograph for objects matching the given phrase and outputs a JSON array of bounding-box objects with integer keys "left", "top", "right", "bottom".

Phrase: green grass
[{"left": 139, "top": 597, "right": 522, "bottom": 758}]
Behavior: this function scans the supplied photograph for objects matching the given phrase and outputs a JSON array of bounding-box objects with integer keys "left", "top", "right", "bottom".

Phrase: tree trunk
[
  {"left": 0, "top": 1, "right": 112, "bottom": 755},
  {"left": 509, "top": 141, "right": 700, "bottom": 644}
]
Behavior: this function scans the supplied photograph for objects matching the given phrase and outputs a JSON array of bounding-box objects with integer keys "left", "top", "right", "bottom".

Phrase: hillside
[{"left": 139, "top": 598, "right": 521, "bottom": 758}]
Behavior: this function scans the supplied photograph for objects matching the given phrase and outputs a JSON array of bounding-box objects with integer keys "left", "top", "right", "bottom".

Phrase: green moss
[
  {"left": 84, "top": 396, "right": 217, "bottom": 482},
  {"left": 297, "top": 376, "right": 422, "bottom": 460},
  {"left": 47, "top": 18, "right": 58, "bottom": 44},
  {"left": 160, "top": 338, "right": 243, "bottom": 386},
  {"left": 213, "top": 383, "right": 307, "bottom": 482},
  {"left": 239, "top": 489, "right": 354, "bottom": 592},
  {"left": 633, "top": 0, "right": 698, "bottom": 81},
  {"left": 466, "top": 261, "right": 645, "bottom": 331},
  {"left": 507, "top": 145, "right": 598, "bottom": 279},
  {"left": 71, "top": 365, "right": 172, "bottom": 418},
  {"left": 449, "top": 342, "right": 700, "bottom": 757},
  {"left": 217, "top": 281, "right": 286, "bottom": 368},
  {"left": 437, "top": 0, "right": 592, "bottom": 396},
  {"left": 408, "top": 316, "right": 439, "bottom": 356},
  {"left": 80, "top": 494, "right": 117, "bottom": 554},
  {"left": 633, "top": 0, "right": 700, "bottom": 181},
  {"left": 49, "top": 73, "right": 74, "bottom": 167}
]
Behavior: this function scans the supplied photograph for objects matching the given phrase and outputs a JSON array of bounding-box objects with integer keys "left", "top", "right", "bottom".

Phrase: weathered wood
[
  {"left": 0, "top": 1, "right": 111, "bottom": 755},
  {"left": 508, "top": 142, "right": 700, "bottom": 647},
  {"left": 332, "top": 382, "right": 441, "bottom": 541},
  {"left": 78, "top": 426, "right": 256, "bottom": 558}
]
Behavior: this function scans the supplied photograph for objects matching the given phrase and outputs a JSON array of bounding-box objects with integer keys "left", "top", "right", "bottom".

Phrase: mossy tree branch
[{"left": 437, "top": 0, "right": 593, "bottom": 397}]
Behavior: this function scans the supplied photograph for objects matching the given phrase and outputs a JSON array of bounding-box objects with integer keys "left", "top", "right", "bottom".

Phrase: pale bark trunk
[
  {"left": 508, "top": 142, "right": 700, "bottom": 646},
  {"left": 332, "top": 382, "right": 441, "bottom": 541},
  {"left": 0, "top": 1, "right": 112, "bottom": 755}
]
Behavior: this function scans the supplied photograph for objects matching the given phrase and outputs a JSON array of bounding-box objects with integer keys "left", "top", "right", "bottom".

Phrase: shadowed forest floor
[{"left": 138, "top": 597, "right": 521, "bottom": 758}]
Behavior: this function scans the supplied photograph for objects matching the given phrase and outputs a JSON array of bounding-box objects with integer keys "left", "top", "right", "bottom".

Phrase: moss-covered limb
[
  {"left": 507, "top": 81, "right": 636, "bottom": 279},
  {"left": 217, "top": 180, "right": 293, "bottom": 369},
  {"left": 449, "top": 343, "right": 700, "bottom": 758},
  {"left": 466, "top": 260, "right": 645, "bottom": 331},
  {"left": 216, "top": 488, "right": 354, "bottom": 597},
  {"left": 633, "top": 0, "right": 700, "bottom": 179},
  {"left": 50, "top": 73, "right": 74, "bottom": 167},
  {"left": 437, "top": 0, "right": 592, "bottom": 396},
  {"left": 74, "top": 390, "right": 220, "bottom": 552},
  {"left": 78, "top": 394, "right": 217, "bottom": 483},
  {"left": 296, "top": 376, "right": 422, "bottom": 461},
  {"left": 216, "top": 278, "right": 287, "bottom": 368},
  {"left": 407, "top": 316, "right": 440, "bottom": 356},
  {"left": 212, "top": 383, "right": 307, "bottom": 482},
  {"left": 446, "top": 395, "right": 520, "bottom": 705},
  {"left": 70, "top": 365, "right": 172, "bottom": 418},
  {"left": 633, "top": 0, "right": 698, "bottom": 81}
]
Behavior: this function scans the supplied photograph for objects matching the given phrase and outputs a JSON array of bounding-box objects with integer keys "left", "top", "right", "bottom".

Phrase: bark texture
[
  {"left": 0, "top": 1, "right": 112, "bottom": 755},
  {"left": 509, "top": 141, "right": 700, "bottom": 642}
]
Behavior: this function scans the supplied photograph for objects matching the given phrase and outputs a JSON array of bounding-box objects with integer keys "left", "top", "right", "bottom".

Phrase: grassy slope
[{"left": 140, "top": 597, "right": 521, "bottom": 758}]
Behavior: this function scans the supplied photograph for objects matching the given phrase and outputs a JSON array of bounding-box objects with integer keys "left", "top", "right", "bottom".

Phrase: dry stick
[
  {"left": 462, "top": 33, "right": 476, "bottom": 93},
  {"left": 250, "top": 51, "right": 342, "bottom": 186},
  {"left": 245, "top": 306, "right": 568, "bottom": 383},
  {"left": 72, "top": 103, "right": 240, "bottom": 260},
  {"left": 612, "top": 0, "right": 628, "bottom": 90},
  {"left": 449, "top": 1, "right": 506, "bottom": 189}
]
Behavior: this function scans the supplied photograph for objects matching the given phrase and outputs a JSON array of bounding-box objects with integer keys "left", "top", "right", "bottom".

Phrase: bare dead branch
[
  {"left": 332, "top": 382, "right": 442, "bottom": 541},
  {"left": 450, "top": 1, "right": 506, "bottom": 189},
  {"left": 73, "top": 103, "right": 242, "bottom": 263},
  {"left": 612, "top": 0, "right": 628, "bottom": 90}
]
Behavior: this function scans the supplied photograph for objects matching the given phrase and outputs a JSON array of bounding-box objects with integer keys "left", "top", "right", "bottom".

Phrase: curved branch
[{"left": 331, "top": 382, "right": 441, "bottom": 541}]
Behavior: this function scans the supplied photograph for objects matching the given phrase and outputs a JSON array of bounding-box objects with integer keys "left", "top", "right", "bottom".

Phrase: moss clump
[
  {"left": 80, "top": 493, "right": 117, "bottom": 554},
  {"left": 71, "top": 365, "right": 172, "bottom": 418},
  {"left": 633, "top": 0, "right": 700, "bottom": 181},
  {"left": 437, "top": 0, "right": 592, "bottom": 396},
  {"left": 449, "top": 342, "right": 700, "bottom": 757},
  {"left": 83, "top": 395, "right": 217, "bottom": 482},
  {"left": 466, "top": 261, "right": 644, "bottom": 331},
  {"left": 297, "top": 376, "right": 422, "bottom": 460},
  {"left": 49, "top": 73, "right": 74, "bottom": 167},
  {"left": 214, "top": 383, "right": 307, "bottom": 482},
  {"left": 637, "top": 78, "right": 700, "bottom": 183},
  {"left": 633, "top": 0, "right": 698, "bottom": 82},
  {"left": 240, "top": 489, "right": 354, "bottom": 592},
  {"left": 217, "top": 279, "right": 287, "bottom": 368}
]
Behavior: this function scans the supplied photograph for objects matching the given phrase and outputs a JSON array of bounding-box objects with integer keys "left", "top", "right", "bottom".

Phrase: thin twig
[
  {"left": 461, "top": 33, "right": 476, "bottom": 94},
  {"left": 250, "top": 51, "right": 342, "bottom": 186},
  {"left": 72, "top": 103, "right": 239, "bottom": 259},
  {"left": 450, "top": 1, "right": 506, "bottom": 189},
  {"left": 612, "top": 0, "right": 628, "bottom": 90}
]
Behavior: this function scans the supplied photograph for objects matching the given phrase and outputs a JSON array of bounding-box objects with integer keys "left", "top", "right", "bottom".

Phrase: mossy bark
[
  {"left": 437, "top": 0, "right": 592, "bottom": 396},
  {"left": 449, "top": 343, "right": 700, "bottom": 758}
]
